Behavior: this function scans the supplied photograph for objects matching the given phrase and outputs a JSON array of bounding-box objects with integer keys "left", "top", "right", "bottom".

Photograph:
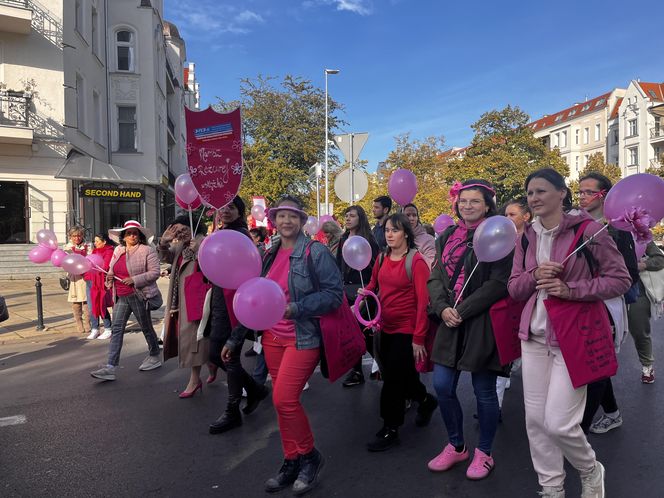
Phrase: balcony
[
  {"left": 0, "top": 0, "right": 32, "bottom": 34},
  {"left": 0, "top": 92, "right": 33, "bottom": 145},
  {"left": 650, "top": 126, "right": 664, "bottom": 142}
]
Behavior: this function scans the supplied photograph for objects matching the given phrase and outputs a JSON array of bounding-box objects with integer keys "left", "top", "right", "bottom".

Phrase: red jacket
[{"left": 90, "top": 244, "right": 115, "bottom": 317}]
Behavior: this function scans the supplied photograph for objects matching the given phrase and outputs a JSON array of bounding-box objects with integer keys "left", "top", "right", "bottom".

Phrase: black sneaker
[
  {"left": 243, "top": 384, "right": 270, "bottom": 415},
  {"left": 415, "top": 393, "right": 438, "bottom": 427},
  {"left": 264, "top": 457, "right": 301, "bottom": 493},
  {"left": 367, "top": 427, "right": 400, "bottom": 452},
  {"left": 209, "top": 407, "right": 242, "bottom": 434},
  {"left": 292, "top": 448, "right": 325, "bottom": 495},
  {"left": 342, "top": 370, "right": 365, "bottom": 388}
]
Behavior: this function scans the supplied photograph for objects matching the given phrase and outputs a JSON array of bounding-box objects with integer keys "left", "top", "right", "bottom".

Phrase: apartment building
[{"left": 0, "top": 0, "right": 195, "bottom": 244}]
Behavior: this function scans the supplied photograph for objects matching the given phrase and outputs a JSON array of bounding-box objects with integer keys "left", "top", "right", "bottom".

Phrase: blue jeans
[
  {"left": 86, "top": 280, "right": 112, "bottom": 329},
  {"left": 107, "top": 294, "right": 160, "bottom": 366},
  {"left": 433, "top": 363, "right": 499, "bottom": 454},
  {"left": 253, "top": 350, "right": 268, "bottom": 385}
]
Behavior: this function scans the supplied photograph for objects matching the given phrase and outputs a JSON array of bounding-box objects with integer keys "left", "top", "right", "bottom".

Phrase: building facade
[{"left": 0, "top": 0, "right": 194, "bottom": 245}]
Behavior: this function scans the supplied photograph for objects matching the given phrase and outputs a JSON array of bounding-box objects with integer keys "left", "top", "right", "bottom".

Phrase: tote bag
[
  {"left": 489, "top": 296, "right": 526, "bottom": 366},
  {"left": 184, "top": 261, "right": 211, "bottom": 322}
]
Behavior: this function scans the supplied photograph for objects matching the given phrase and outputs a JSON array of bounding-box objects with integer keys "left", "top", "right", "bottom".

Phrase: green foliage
[{"left": 214, "top": 75, "right": 345, "bottom": 206}]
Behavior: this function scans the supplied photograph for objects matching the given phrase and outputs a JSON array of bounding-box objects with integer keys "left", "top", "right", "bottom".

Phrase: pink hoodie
[{"left": 508, "top": 210, "right": 630, "bottom": 346}]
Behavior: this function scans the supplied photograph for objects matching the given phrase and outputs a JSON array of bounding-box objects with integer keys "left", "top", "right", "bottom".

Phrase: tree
[
  {"left": 214, "top": 75, "right": 345, "bottom": 205},
  {"left": 457, "top": 105, "right": 569, "bottom": 204}
]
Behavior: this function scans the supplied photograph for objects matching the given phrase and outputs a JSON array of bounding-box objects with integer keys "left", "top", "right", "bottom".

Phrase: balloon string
[
  {"left": 93, "top": 264, "right": 123, "bottom": 281},
  {"left": 359, "top": 271, "right": 373, "bottom": 323},
  {"left": 188, "top": 206, "right": 194, "bottom": 239},
  {"left": 560, "top": 223, "right": 608, "bottom": 266},
  {"left": 194, "top": 209, "right": 205, "bottom": 237},
  {"left": 453, "top": 261, "right": 479, "bottom": 309}
]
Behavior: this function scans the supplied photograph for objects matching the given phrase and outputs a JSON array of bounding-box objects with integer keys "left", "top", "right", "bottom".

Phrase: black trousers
[
  {"left": 581, "top": 377, "right": 619, "bottom": 434},
  {"left": 209, "top": 339, "right": 260, "bottom": 409},
  {"left": 378, "top": 332, "right": 427, "bottom": 428}
]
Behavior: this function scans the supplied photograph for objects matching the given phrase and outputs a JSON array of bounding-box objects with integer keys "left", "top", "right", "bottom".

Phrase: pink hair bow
[{"left": 448, "top": 180, "right": 463, "bottom": 204}]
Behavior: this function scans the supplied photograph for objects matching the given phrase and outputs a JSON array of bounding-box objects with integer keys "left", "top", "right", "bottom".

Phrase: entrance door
[
  {"left": 0, "top": 181, "right": 28, "bottom": 243},
  {"left": 101, "top": 199, "right": 141, "bottom": 231}
]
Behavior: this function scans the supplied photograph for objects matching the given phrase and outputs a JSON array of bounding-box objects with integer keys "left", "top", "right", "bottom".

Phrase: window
[
  {"left": 553, "top": 133, "right": 559, "bottom": 148},
  {"left": 117, "top": 106, "right": 137, "bottom": 152},
  {"left": 628, "top": 119, "right": 638, "bottom": 137},
  {"left": 116, "top": 30, "right": 135, "bottom": 72},
  {"left": 575, "top": 156, "right": 579, "bottom": 172},
  {"left": 561, "top": 130, "right": 567, "bottom": 148},
  {"left": 93, "top": 91, "right": 102, "bottom": 143},
  {"left": 582, "top": 104, "right": 590, "bottom": 112},
  {"left": 612, "top": 128, "right": 619, "bottom": 145},
  {"left": 583, "top": 127, "right": 589, "bottom": 144},
  {"left": 91, "top": 7, "right": 98, "bottom": 56},
  {"left": 555, "top": 114, "right": 563, "bottom": 122},
  {"left": 628, "top": 147, "right": 638, "bottom": 166},
  {"left": 595, "top": 98, "right": 606, "bottom": 107},
  {"left": 75, "top": 0, "right": 83, "bottom": 36},
  {"left": 594, "top": 123, "right": 601, "bottom": 141},
  {"left": 76, "top": 73, "right": 85, "bottom": 134},
  {"left": 584, "top": 154, "right": 589, "bottom": 166},
  {"left": 569, "top": 109, "right": 577, "bottom": 117},
  {"left": 575, "top": 129, "right": 579, "bottom": 145},
  {"left": 649, "top": 90, "right": 658, "bottom": 99}
]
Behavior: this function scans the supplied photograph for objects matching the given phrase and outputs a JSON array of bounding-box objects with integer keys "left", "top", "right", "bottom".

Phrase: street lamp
[{"left": 324, "top": 68, "right": 339, "bottom": 215}]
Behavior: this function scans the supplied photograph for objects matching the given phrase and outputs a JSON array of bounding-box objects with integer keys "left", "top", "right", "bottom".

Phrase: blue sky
[{"left": 165, "top": 0, "right": 663, "bottom": 171}]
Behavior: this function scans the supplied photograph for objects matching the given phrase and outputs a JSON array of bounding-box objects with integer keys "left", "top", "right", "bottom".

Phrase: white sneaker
[
  {"left": 86, "top": 329, "right": 100, "bottom": 340},
  {"left": 302, "top": 382, "right": 310, "bottom": 392},
  {"left": 138, "top": 355, "right": 162, "bottom": 371},
  {"left": 580, "top": 461, "right": 605, "bottom": 498},
  {"left": 98, "top": 330, "right": 112, "bottom": 340},
  {"left": 539, "top": 486, "right": 565, "bottom": 497}
]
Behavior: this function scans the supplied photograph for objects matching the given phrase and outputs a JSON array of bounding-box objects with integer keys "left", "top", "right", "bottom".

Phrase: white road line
[{"left": 0, "top": 415, "right": 27, "bottom": 427}]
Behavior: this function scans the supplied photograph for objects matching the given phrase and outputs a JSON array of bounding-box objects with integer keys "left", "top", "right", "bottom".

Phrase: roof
[
  {"left": 638, "top": 82, "right": 664, "bottom": 102},
  {"left": 439, "top": 146, "right": 468, "bottom": 160},
  {"left": 528, "top": 92, "right": 612, "bottom": 132},
  {"left": 609, "top": 97, "right": 623, "bottom": 120}
]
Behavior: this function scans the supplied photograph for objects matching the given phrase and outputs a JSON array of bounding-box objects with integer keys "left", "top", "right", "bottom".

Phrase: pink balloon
[
  {"left": 472, "top": 216, "right": 518, "bottom": 263},
  {"left": 304, "top": 216, "right": 320, "bottom": 236},
  {"left": 342, "top": 235, "right": 372, "bottom": 271},
  {"left": 36, "top": 229, "right": 58, "bottom": 250},
  {"left": 86, "top": 254, "right": 105, "bottom": 272},
  {"left": 635, "top": 240, "right": 647, "bottom": 259},
  {"left": 251, "top": 205, "right": 266, "bottom": 222},
  {"left": 198, "top": 230, "right": 261, "bottom": 289},
  {"left": 605, "top": 173, "right": 664, "bottom": 224},
  {"left": 388, "top": 169, "right": 418, "bottom": 205},
  {"left": 233, "top": 277, "right": 286, "bottom": 330},
  {"left": 28, "top": 245, "right": 54, "bottom": 264},
  {"left": 433, "top": 214, "right": 455, "bottom": 235},
  {"left": 319, "top": 214, "right": 334, "bottom": 225},
  {"left": 175, "top": 173, "right": 199, "bottom": 205},
  {"left": 61, "top": 254, "right": 92, "bottom": 275},
  {"left": 176, "top": 193, "right": 202, "bottom": 210},
  {"left": 50, "top": 249, "right": 67, "bottom": 267}
]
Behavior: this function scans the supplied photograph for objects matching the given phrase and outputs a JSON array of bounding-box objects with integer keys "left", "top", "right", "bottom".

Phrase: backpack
[{"left": 377, "top": 248, "right": 418, "bottom": 282}]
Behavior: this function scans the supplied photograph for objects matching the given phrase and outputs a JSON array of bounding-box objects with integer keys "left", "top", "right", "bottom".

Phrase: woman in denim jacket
[{"left": 222, "top": 195, "right": 343, "bottom": 496}]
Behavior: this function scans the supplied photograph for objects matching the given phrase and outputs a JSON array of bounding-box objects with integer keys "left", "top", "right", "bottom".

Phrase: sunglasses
[{"left": 124, "top": 231, "right": 140, "bottom": 236}]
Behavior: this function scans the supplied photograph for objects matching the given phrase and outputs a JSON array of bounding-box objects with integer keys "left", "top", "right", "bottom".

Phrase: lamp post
[{"left": 324, "top": 68, "right": 339, "bottom": 215}]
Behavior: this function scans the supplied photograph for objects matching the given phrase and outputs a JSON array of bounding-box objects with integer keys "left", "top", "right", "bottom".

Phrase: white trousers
[{"left": 521, "top": 339, "right": 597, "bottom": 487}]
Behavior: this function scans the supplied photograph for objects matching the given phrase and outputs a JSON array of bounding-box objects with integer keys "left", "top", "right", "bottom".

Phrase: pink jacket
[
  {"left": 508, "top": 210, "right": 631, "bottom": 346},
  {"left": 413, "top": 224, "right": 436, "bottom": 268},
  {"left": 108, "top": 244, "right": 161, "bottom": 299}
]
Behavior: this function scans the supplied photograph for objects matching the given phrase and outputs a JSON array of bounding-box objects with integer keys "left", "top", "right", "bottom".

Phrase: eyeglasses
[
  {"left": 124, "top": 231, "right": 139, "bottom": 236},
  {"left": 457, "top": 199, "right": 484, "bottom": 207},
  {"left": 577, "top": 190, "right": 600, "bottom": 197}
]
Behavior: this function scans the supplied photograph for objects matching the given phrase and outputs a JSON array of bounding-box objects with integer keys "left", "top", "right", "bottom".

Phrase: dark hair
[
  {"left": 525, "top": 168, "right": 573, "bottom": 211},
  {"left": 501, "top": 197, "right": 532, "bottom": 218},
  {"left": 249, "top": 227, "right": 268, "bottom": 240},
  {"left": 120, "top": 229, "right": 148, "bottom": 246},
  {"left": 403, "top": 203, "right": 420, "bottom": 224},
  {"left": 579, "top": 172, "right": 612, "bottom": 192},
  {"left": 373, "top": 195, "right": 392, "bottom": 212},
  {"left": 343, "top": 205, "right": 374, "bottom": 241},
  {"left": 169, "top": 215, "right": 206, "bottom": 236},
  {"left": 94, "top": 233, "right": 116, "bottom": 247},
  {"left": 229, "top": 196, "right": 247, "bottom": 220},
  {"left": 453, "top": 179, "right": 498, "bottom": 219},
  {"left": 384, "top": 213, "right": 416, "bottom": 251}
]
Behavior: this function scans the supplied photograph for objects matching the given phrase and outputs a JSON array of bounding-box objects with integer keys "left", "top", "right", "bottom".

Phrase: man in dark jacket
[{"left": 371, "top": 195, "right": 392, "bottom": 251}]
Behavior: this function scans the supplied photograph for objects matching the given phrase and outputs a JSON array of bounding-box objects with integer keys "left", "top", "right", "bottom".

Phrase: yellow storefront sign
[{"left": 81, "top": 188, "right": 144, "bottom": 199}]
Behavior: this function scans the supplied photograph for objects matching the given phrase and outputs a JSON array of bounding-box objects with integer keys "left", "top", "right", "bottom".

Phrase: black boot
[
  {"left": 243, "top": 383, "right": 270, "bottom": 415},
  {"left": 415, "top": 393, "right": 438, "bottom": 427},
  {"left": 264, "top": 457, "right": 301, "bottom": 493},
  {"left": 342, "top": 369, "right": 365, "bottom": 388},
  {"left": 209, "top": 405, "right": 242, "bottom": 434},
  {"left": 292, "top": 448, "right": 325, "bottom": 495},
  {"left": 367, "top": 426, "right": 400, "bottom": 452}
]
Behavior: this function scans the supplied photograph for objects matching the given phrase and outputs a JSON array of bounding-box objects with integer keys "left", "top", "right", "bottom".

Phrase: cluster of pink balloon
[
  {"left": 174, "top": 173, "right": 207, "bottom": 211},
  {"left": 27, "top": 229, "right": 104, "bottom": 276},
  {"left": 302, "top": 214, "right": 335, "bottom": 236}
]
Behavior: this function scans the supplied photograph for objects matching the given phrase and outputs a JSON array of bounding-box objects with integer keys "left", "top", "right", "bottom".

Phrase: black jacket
[{"left": 335, "top": 231, "right": 380, "bottom": 303}]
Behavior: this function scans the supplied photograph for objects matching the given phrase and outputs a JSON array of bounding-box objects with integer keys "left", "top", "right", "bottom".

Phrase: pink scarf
[{"left": 441, "top": 219, "right": 480, "bottom": 302}]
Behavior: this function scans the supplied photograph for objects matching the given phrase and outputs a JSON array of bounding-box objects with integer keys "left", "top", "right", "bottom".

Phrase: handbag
[
  {"left": 59, "top": 276, "right": 71, "bottom": 291},
  {"left": 184, "top": 261, "right": 211, "bottom": 321},
  {"left": 489, "top": 296, "right": 526, "bottom": 366},
  {"left": 640, "top": 267, "right": 664, "bottom": 305},
  {"left": 0, "top": 296, "right": 9, "bottom": 323},
  {"left": 306, "top": 242, "right": 366, "bottom": 383},
  {"left": 543, "top": 220, "right": 618, "bottom": 388}
]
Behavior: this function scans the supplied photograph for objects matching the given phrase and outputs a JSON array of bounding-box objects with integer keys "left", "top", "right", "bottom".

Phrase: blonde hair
[{"left": 68, "top": 226, "right": 85, "bottom": 238}]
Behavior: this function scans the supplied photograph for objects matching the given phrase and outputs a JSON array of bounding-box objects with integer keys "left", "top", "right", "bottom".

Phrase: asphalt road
[{"left": 1, "top": 319, "right": 662, "bottom": 497}]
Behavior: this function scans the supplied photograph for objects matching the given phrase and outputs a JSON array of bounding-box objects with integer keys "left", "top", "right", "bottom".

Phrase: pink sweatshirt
[{"left": 508, "top": 210, "right": 631, "bottom": 347}]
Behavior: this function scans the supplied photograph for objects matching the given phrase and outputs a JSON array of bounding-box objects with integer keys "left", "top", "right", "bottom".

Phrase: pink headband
[{"left": 449, "top": 181, "right": 496, "bottom": 204}]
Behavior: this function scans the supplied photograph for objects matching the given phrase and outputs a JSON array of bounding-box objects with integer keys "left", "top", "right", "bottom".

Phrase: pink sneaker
[
  {"left": 427, "top": 443, "right": 469, "bottom": 472},
  {"left": 466, "top": 448, "right": 494, "bottom": 480}
]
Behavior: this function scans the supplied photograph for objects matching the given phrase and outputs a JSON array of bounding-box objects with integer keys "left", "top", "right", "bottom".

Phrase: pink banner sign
[{"left": 185, "top": 107, "right": 243, "bottom": 209}]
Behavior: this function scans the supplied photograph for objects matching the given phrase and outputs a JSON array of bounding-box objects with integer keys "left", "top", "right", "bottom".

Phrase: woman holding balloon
[
  {"left": 337, "top": 205, "right": 380, "bottom": 387},
  {"left": 426, "top": 179, "right": 512, "bottom": 481},
  {"left": 509, "top": 168, "right": 631, "bottom": 497},
  {"left": 361, "top": 212, "right": 438, "bottom": 453},
  {"left": 63, "top": 226, "right": 93, "bottom": 337},
  {"left": 221, "top": 195, "right": 343, "bottom": 495}
]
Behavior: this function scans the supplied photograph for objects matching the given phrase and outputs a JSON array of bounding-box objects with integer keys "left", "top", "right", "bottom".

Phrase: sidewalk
[{"left": 0, "top": 276, "right": 169, "bottom": 345}]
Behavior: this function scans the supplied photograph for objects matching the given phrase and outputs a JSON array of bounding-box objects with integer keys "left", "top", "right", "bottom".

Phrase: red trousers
[{"left": 263, "top": 331, "right": 320, "bottom": 459}]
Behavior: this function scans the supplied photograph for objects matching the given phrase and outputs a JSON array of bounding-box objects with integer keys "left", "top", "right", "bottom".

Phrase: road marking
[{"left": 0, "top": 415, "right": 27, "bottom": 427}]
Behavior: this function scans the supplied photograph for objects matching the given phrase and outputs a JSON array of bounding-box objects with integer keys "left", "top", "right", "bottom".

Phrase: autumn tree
[{"left": 215, "top": 75, "right": 345, "bottom": 205}]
